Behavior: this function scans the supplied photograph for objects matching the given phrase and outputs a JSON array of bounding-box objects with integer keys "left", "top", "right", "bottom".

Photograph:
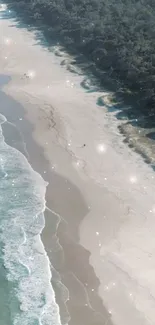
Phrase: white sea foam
[{"left": 0, "top": 113, "right": 62, "bottom": 325}]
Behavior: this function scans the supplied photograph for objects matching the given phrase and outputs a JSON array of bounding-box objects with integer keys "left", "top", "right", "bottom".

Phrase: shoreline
[
  {"left": 1, "top": 9, "right": 155, "bottom": 325},
  {"left": 0, "top": 78, "right": 112, "bottom": 325}
]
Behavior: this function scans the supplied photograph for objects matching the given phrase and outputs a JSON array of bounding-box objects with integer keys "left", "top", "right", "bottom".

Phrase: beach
[{"left": 1, "top": 6, "right": 155, "bottom": 325}]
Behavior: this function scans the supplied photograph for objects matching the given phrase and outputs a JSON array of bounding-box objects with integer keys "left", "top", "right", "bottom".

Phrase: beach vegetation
[{"left": 6, "top": 0, "right": 155, "bottom": 114}]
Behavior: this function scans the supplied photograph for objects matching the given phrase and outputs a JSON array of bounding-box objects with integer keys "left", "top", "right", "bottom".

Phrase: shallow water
[{"left": 0, "top": 112, "right": 62, "bottom": 325}]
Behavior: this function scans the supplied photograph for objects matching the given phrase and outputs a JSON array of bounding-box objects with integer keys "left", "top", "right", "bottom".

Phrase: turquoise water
[{"left": 0, "top": 113, "right": 62, "bottom": 325}]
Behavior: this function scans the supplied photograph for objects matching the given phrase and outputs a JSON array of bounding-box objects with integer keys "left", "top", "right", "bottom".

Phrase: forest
[{"left": 4, "top": 0, "right": 155, "bottom": 115}]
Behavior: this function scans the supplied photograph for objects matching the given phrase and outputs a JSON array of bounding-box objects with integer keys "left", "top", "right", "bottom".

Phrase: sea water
[{"left": 0, "top": 113, "right": 62, "bottom": 325}]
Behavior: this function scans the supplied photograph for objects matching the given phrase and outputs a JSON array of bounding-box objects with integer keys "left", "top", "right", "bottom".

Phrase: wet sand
[
  {"left": 1, "top": 10, "right": 155, "bottom": 325},
  {"left": 0, "top": 76, "right": 113, "bottom": 325}
]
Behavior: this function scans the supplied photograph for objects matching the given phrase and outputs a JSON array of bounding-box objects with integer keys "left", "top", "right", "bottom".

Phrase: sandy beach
[
  {"left": 0, "top": 82, "right": 111, "bottom": 325},
  {"left": 1, "top": 6, "right": 155, "bottom": 325}
]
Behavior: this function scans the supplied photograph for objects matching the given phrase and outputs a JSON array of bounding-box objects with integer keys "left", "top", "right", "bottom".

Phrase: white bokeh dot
[
  {"left": 72, "top": 159, "right": 84, "bottom": 171},
  {"left": 27, "top": 70, "right": 36, "bottom": 79},
  {"left": 0, "top": 4, "right": 7, "bottom": 11},
  {"left": 4, "top": 37, "right": 12, "bottom": 45},
  {"left": 104, "top": 285, "right": 109, "bottom": 291},
  {"left": 129, "top": 175, "right": 137, "bottom": 184},
  {"left": 96, "top": 143, "right": 107, "bottom": 154}
]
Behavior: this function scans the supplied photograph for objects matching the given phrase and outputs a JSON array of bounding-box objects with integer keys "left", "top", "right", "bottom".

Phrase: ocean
[{"left": 0, "top": 110, "right": 62, "bottom": 325}]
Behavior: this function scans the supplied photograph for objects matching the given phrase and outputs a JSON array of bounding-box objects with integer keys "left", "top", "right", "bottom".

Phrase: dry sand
[{"left": 1, "top": 7, "right": 155, "bottom": 325}]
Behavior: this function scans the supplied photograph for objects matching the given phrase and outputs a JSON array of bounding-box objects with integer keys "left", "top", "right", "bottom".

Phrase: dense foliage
[{"left": 5, "top": 0, "right": 155, "bottom": 114}]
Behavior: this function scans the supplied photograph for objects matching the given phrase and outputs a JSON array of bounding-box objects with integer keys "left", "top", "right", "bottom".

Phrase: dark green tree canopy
[{"left": 5, "top": 0, "right": 155, "bottom": 113}]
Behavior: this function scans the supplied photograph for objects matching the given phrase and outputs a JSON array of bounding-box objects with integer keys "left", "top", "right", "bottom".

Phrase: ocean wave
[{"left": 0, "top": 113, "right": 62, "bottom": 325}]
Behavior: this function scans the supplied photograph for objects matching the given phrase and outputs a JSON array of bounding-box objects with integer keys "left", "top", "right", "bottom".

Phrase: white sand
[{"left": 0, "top": 9, "right": 155, "bottom": 325}]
